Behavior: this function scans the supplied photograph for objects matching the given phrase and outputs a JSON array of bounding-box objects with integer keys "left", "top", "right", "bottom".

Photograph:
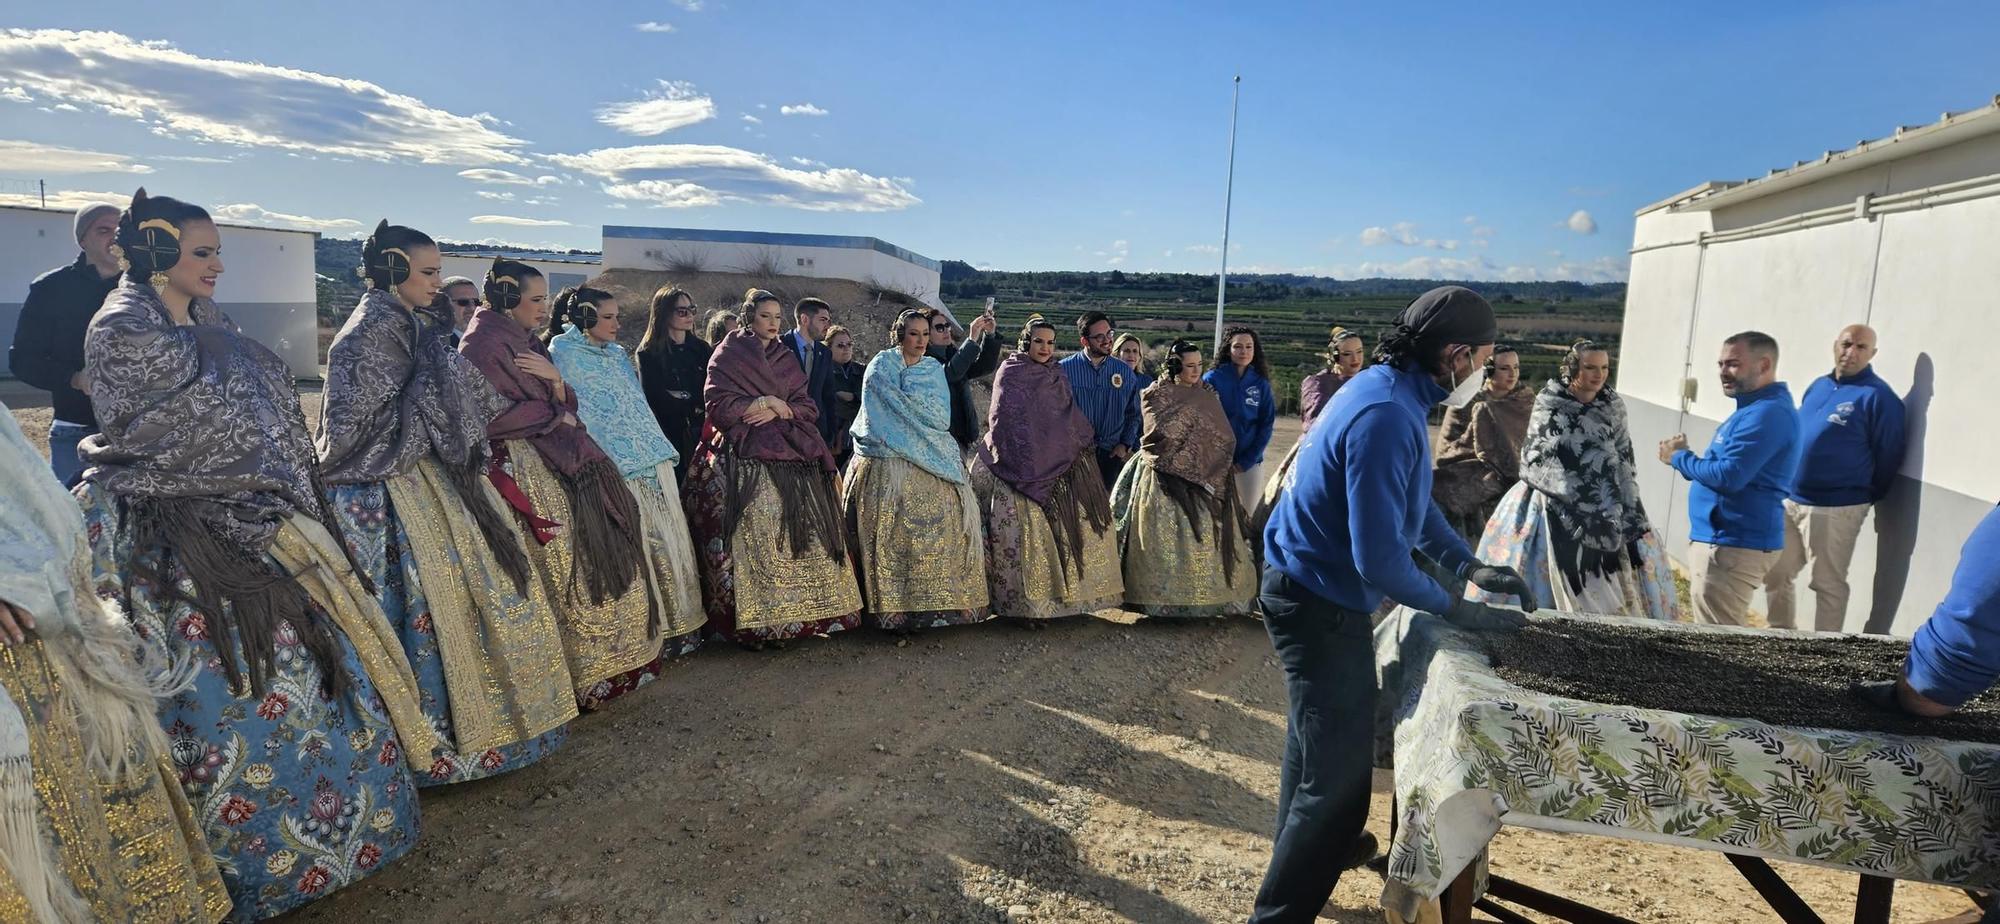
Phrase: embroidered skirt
[
  {"left": 1466, "top": 481, "right": 1682, "bottom": 620},
  {"left": 1110, "top": 455, "right": 1258, "bottom": 618},
  {"left": 844, "top": 454, "right": 989, "bottom": 631},
  {"left": 970, "top": 458, "right": 1123, "bottom": 621},
  {"left": 683, "top": 444, "right": 862, "bottom": 643}
]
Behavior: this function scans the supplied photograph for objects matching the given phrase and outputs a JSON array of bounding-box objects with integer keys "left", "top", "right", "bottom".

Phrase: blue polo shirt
[
  {"left": 1792, "top": 366, "right": 1906, "bottom": 507},
  {"left": 1204, "top": 364, "right": 1277, "bottom": 470},
  {"left": 1906, "top": 505, "right": 2000, "bottom": 709},
  {"left": 1263, "top": 362, "right": 1477, "bottom": 615},
  {"left": 1671, "top": 381, "right": 1799, "bottom": 551},
  {"left": 1059, "top": 352, "right": 1142, "bottom": 452}
]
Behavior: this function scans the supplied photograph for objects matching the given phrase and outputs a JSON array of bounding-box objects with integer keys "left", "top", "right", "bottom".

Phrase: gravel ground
[{"left": 5, "top": 399, "right": 1985, "bottom": 923}]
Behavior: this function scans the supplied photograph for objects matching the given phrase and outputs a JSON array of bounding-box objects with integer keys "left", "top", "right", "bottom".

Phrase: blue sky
[{"left": 3, "top": 1, "right": 1998, "bottom": 283}]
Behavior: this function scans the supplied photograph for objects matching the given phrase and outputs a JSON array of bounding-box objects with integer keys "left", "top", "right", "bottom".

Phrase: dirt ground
[{"left": 2, "top": 397, "right": 1983, "bottom": 924}]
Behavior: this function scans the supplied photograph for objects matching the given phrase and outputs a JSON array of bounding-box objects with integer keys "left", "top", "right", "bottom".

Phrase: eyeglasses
[
  {"left": 451, "top": 298, "right": 478, "bottom": 308},
  {"left": 1086, "top": 329, "right": 1117, "bottom": 343},
  {"left": 673, "top": 306, "right": 696, "bottom": 316}
]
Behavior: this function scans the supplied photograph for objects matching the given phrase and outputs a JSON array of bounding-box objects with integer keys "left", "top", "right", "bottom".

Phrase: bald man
[{"left": 1764, "top": 324, "right": 1906, "bottom": 630}]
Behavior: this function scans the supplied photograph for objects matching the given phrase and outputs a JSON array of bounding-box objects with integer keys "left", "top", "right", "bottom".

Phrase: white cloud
[
  {"left": 0, "top": 29, "right": 529, "bottom": 165},
  {"left": 469, "top": 215, "right": 574, "bottom": 227},
  {"left": 154, "top": 153, "right": 234, "bottom": 164},
  {"left": 790, "top": 156, "right": 826, "bottom": 168},
  {"left": 740, "top": 114, "right": 761, "bottom": 124},
  {"left": 459, "top": 168, "right": 561, "bottom": 186},
  {"left": 0, "top": 187, "right": 130, "bottom": 210},
  {"left": 1328, "top": 253, "right": 1627, "bottom": 284},
  {"left": 596, "top": 80, "right": 715, "bottom": 136},
  {"left": 1567, "top": 209, "right": 1598, "bottom": 234},
  {"left": 634, "top": 21, "right": 676, "bottom": 32},
  {"left": 209, "top": 203, "right": 363, "bottom": 233},
  {"left": 546, "top": 143, "right": 919, "bottom": 212},
  {"left": 668, "top": 0, "right": 703, "bottom": 9},
  {"left": 1360, "top": 221, "right": 1460, "bottom": 250},
  {"left": 0, "top": 139, "right": 152, "bottom": 174},
  {"left": 1184, "top": 243, "right": 1221, "bottom": 255},
  {"left": 780, "top": 103, "right": 828, "bottom": 117},
  {"left": 475, "top": 190, "right": 516, "bottom": 201},
  {"left": 0, "top": 86, "right": 29, "bottom": 103}
]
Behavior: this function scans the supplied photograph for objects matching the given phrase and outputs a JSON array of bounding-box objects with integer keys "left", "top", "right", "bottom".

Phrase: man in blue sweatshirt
[
  {"left": 1762, "top": 324, "right": 1905, "bottom": 631},
  {"left": 1060, "top": 310, "right": 1143, "bottom": 490},
  {"left": 1853, "top": 503, "right": 2000, "bottom": 717},
  {"left": 1659, "top": 331, "right": 1800, "bottom": 626},
  {"left": 1255, "top": 286, "right": 1537, "bottom": 924}
]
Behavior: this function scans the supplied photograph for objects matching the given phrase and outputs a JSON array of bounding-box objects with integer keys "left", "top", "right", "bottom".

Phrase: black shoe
[{"left": 1346, "top": 831, "right": 1379, "bottom": 870}]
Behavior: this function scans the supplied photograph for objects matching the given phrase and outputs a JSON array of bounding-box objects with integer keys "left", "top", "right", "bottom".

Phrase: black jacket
[
  {"left": 828, "top": 359, "right": 864, "bottom": 464},
  {"left": 9, "top": 253, "right": 118, "bottom": 427},
  {"left": 636, "top": 333, "right": 712, "bottom": 467},
  {"left": 779, "top": 330, "right": 839, "bottom": 444},
  {"left": 930, "top": 332, "right": 1001, "bottom": 449}
]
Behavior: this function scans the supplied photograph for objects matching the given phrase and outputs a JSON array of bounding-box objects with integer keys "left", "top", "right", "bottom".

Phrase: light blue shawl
[
  {"left": 549, "top": 327, "right": 679, "bottom": 477},
  {"left": 851, "top": 350, "right": 965, "bottom": 483}
]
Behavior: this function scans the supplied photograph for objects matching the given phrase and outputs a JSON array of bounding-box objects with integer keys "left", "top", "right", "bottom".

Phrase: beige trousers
[
  {"left": 1234, "top": 463, "right": 1264, "bottom": 510},
  {"left": 1762, "top": 500, "right": 1870, "bottom": 631},
  {"left": 1688, "top": 541, "right": 1780, "bottom": 626}
]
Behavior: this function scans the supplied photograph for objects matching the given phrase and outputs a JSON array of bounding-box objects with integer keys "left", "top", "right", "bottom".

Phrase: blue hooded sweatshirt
[
  {"left": 1671, "top": 381, "right": 1799, "bottom": 551},
  {"left": 1791, "top": 366, "right": 1906, "bottom": 507},
  {"left": 1906, "top": 505, "right": 2000, "bottom": 709},
  {"left": 1263, "top": 362, "right": 1477, "bottom": 615},
  {"left": 1204, "top": 364, "right": 1277, "bottom": 470}
]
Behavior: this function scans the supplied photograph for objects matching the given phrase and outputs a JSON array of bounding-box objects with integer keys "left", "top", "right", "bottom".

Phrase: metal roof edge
[{"left": 1635, "top": 181, "right": 1737, "bottom": 216}]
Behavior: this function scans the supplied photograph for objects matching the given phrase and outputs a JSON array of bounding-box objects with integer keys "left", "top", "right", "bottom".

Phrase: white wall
[
  {"left": 439, "top": 255, "right": 600, "bottom": 301},
  {"left": 0, "top": 205, "right": 318, "bottom": 378},
  {"left": 603, "top": 234, "right": 943, "bottom": 309}
]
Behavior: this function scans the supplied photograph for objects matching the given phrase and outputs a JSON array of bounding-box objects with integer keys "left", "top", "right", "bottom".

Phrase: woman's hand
[
  {"left": 513, "top": 353, "right": 563, "bottom": 388},
  {"left": 743, "top": 398, "right": 779, "bottom": 427},
  {"left": 0, "top": 599, "right": 35, "bottom": 646},
  {"left": 561, "top": 413, "right": 579, "bottom": 428},
  {"left": 772, "top": 398, "right": 796, "bottom": 421}
]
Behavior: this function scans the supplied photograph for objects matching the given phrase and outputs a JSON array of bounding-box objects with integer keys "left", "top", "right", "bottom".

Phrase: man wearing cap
[
  {"left": 1255, "top": 286, "right": 1538, "bottom": 923},
  {"left": 8, "top": 203, "right": 122, "bottom": 484}
]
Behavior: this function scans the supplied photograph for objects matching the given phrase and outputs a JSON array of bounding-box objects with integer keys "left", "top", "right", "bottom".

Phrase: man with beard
[{"left": 1660, "top": 331, "right": 1800, "bottom": 626}]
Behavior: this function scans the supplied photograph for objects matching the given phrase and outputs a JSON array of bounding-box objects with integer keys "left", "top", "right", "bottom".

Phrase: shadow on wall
[{"left": 1867, "top": 352, "right": 1933, "bottom": 634}]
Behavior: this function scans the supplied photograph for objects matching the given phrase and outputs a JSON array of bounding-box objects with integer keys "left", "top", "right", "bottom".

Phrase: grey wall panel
[{"left": 0, "top": 300, "right": 320, "bottom": 383}]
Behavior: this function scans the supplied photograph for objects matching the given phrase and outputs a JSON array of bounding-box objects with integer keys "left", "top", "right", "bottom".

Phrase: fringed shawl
[
  {"left": 319, "top": 289, "right": 531, "bottom": 594},
  {"left": 977, "top": 354, "right": 1110, "bottom": 575},
  {"left": 1432, "top": 382, "right": 1535, "bottom": 516},
  {"left": 1519, "top": 380, "right": 1653, "bottom": 594},
  {"left": 78, "top": 280, "right": 361, "bottom": 698},
  {"left": 1140, "top": 380, "right": 1248, "bottom": 583},
  {"left": 851, "top": 351, "right": 965, "bottom": 484},
  {"left": 548, "top": 326, "right": 679, "bottom": 477},
  {"left": 704, "top": 330, "right": 845, "bottom": 562},
  {"left": 460, "top": 307, "right": 644, "bottom": 609}
]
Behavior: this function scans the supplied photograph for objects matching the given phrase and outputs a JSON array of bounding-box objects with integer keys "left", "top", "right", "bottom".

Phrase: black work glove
[
  {"left": 1444, "top": 597, "right": 1529, "bottom": 633},
  {"left": 1465, "top": 564, "right": 1540, "bottom": 613},
  {"left": 1851, "top": 680, "right": 1903, "bottom": 713}
]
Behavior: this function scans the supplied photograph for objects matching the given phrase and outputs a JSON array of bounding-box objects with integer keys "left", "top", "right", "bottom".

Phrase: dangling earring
[
  {"left": 109, "top": 243, "right": 130, "bottom": 275},
  {"left": 149, "top": 271, "right": 170, "bottom": 294}
]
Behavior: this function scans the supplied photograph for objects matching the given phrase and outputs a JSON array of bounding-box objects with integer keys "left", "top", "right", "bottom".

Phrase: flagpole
[{"left": 1212, "top": 75, "right": 1241, "bottom": 357}]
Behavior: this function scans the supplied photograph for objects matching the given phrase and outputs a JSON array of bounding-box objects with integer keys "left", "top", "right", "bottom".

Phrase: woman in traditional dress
[
  {"left": 1468, "top": 341, "right": 1681, "bottom": 619},
  {"left": 1113, "top": 340, "right": 1258, "bottom": 618},
  {"left": 0, "top": 399, "right": 231, "bottom": 923},
  {"left": 1114, "top": 333, "right": 1155, "bottom": 391},
  {"left": 1299, "top": 326, "right": 1365, "bottom": 430},
  {"left": 1431, "top": 344, "right": 1536, "bottom": 542},
  {"left": 844, "top": 310, "right": 990, "bottom": 632},
  {"left": 635, "top": 285, "right": 709, "bottom": 483},
  {"left": 547, "top": 285, "right": 707, "bottom": 663},
  {"left": 318, "top": 222, "right": 574, "bottom": 786},
  {"left": 683, "top": 289, "right": 862, "bottom": 648},
  {"left": 459, "top": 260, "right": 659, "bottom": 710},
  {"left": 972, "top": 316, "right": 1122, "bottom": 625},
  {"left": 824, "top": 324, "right": 864, "bottom": 468},
  {"left": 75, "top": 190, "right": 434, "bottom": 920}
]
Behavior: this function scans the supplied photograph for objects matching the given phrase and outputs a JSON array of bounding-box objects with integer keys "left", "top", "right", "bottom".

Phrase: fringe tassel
[
  {"left": 445, "top": 457, "right": 534, "bottom": 597},
  {"left": 53, "top": 555, "right": 181, "bottom": 782},
  {"left": 558, "top": 458, "right": 647, "bottom": 617},
  {"left": 1157, "top": 471, "right": 1245, "bottom": 587},
  {"left": 123, "top": 497, "right": 350, "bottom": 700},
  {"left": 0, "top": 689, "right": 93, "bottom": 924},
  {"left": 730, "top": 457, "right": 846, "bottom": 565}
]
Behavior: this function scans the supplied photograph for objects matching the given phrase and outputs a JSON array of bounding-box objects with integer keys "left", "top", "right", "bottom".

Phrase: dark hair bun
[{"left": 115, "top": 187, "right": 210, "bottom": 280}]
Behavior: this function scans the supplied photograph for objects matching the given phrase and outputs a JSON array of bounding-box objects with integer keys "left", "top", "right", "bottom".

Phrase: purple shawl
[{"left": 977, "top": 354, "right": 1097, "bottom": 506}]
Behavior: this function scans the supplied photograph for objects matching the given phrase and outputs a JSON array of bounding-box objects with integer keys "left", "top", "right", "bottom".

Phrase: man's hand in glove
[
  {"left": 1851, "top": 680, "right": 1902, "bottom": 713},
  {"left": 1444, "top": 597, "right": 1529, "bottom": 632},
  {"left": 1465, "top": 564, "right": 1540, "bottom": 613}
]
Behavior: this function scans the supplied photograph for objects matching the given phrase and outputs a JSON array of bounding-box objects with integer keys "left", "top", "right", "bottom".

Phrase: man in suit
[{"left": 780, "top": 297, "right": 839, "bottom": 443}]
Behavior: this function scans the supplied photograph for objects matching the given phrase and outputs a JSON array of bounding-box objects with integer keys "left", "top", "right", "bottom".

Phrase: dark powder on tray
[{"left": 1482, "top": 618, "right": 2000, "bottom": 745}]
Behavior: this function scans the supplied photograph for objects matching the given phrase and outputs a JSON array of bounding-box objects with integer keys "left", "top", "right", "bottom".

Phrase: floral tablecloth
[{"left": 1372, "top": 609, "right": 2000, "bottom": 918}]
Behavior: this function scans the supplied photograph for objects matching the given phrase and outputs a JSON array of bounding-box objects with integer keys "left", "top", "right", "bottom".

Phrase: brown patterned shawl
[
  {"left": 318, "top": 289, "right": 531, "bottom": 594},
  {"left": 1431, "top": 383, "right": 1535, "bottom": 519},
  {"left": 977, "top": 353, "right": 1111, "bottom": 574},
  {"left": 704, "top": 329, "right": 845, "bottom": 562},
  {"left": 1139, "top": 380, "right": 1248, "bottom": 582},
  {"left": 459, "top": 306, "right": 644, "bottom": 609},
  {"left": 77, "top": 279, "right": 357, "bottom": 697}
]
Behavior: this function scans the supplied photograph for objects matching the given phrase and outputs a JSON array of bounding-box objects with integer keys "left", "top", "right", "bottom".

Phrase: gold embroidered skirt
[
  {"left": 502, "top": 440, "right": 661, "bottom": 699},
  {"left": 0, "top": 639, "right": 231, "bottom": 924},
  {"left": 844, "top": 455, "right": 989, "bottom": 629},
  {"left": 630, "top": 463, "right": 706, "bottom": 641},
  {"left": 970, "top": 458, "right": 1123, "bottom": 620},
  {"left": 1110, "top": 454, "right": 1258, "bottom": 617}
]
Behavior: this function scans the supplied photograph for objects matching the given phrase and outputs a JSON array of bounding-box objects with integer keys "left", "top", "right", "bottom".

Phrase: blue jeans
[
  {"left": 1250, "top": 567, "right": 1378, "bottom": 924},
  {"left": 47, "top": 422, "right": 95, "bottom": 488}
]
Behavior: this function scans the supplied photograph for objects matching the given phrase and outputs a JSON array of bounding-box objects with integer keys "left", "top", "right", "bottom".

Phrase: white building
[
  {"left": 440, "top": 250, "right": 602, "bottom": 300},
  {"left": 601, "top": 226, "right": 943, "bottom": 309},
  {"left": 0, "top": 204, "right": 320, "bottom": 378},
  {"left": 1621, "top": 98, "right": 2000, "bottom": 636}
]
